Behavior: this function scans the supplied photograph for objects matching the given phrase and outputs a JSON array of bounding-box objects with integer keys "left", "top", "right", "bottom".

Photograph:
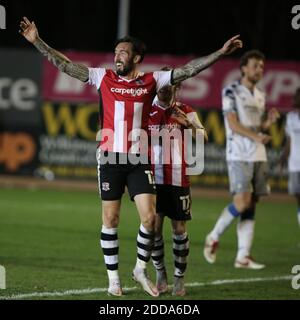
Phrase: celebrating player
[
  {"left": 149, "top": 72, "right": 207, "bottom": 296},
  {"left": 19, "top": 16, "right": 242, "bottom": 296}
]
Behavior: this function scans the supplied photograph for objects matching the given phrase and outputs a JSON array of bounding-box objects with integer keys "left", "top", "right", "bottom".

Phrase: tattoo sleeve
[
  {"left": 33, "top": 37, "right": 89, "bottom": 82},
  {"left": 172, "top": 50, "right": 223, "bottom": 84}
]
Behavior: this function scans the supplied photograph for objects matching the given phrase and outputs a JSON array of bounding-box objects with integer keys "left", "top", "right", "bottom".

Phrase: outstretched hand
[
  {"left": 220, "top": 35, "right": 243, "bottom": 55},
  {"left": 19, "top": 17, "right": 39, "bottom": 43}
]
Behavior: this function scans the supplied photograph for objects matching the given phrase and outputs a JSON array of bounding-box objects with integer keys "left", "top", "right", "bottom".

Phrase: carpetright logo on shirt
[{"left": 110, "top": 87, "right": 149, "bottom": 97}]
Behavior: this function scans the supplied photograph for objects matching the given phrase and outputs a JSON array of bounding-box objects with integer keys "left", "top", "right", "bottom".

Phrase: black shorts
[
  {"left": 156, "top": 185, "right": 192, "bottom": 221},
  {"left": 97, "top": 150, "right": 156, "bottom": 201}
]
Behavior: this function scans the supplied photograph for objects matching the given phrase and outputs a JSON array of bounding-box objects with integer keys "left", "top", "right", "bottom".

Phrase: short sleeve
[
  {"left": 87, "top": 67, "right": 106, "bottom": 90},
  {"left": 153, "top": 70, "right": 172, "bottom": 91},
  {"left": 222, "top": 87, "right": 237, "bottom": 115},
  {"left": 184, "top": 105, "right": 195, "bottom": 114}
]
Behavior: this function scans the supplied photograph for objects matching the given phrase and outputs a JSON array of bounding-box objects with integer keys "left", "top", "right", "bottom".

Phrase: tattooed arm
[
  {"left": 19, "top": 17, "right": 89, "bottom": 82},
  {"left": 33, "top": 38, "right": 89, "bottom": 81},
  {"left": 172, "top": 50, "right": 223, "bottom": 83},
  {"left": 172, "top": 35, "right": 243, "bottom": 84}
]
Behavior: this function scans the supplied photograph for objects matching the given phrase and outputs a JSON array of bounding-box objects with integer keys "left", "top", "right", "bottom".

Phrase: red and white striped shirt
[
  {"left": 88, "top": 68, "right": 171, "bottom": 153},
  {"left": 148, "top": 99, "right": 197, "bottom": 187}
]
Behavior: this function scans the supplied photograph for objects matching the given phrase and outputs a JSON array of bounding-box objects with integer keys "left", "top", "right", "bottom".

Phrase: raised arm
[
  {"left": 19, "top": 17, "right": 89, "bottom": 82},
  {"left": 172, "top": 35, "right": 243, "bottom": 84}
]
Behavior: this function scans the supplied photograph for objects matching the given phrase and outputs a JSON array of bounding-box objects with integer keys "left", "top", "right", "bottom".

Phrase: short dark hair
[
  {"left": 240, "top": 50, "right": 265, "bottom": 69},
  {"left": 115, "top": 36, "right": 146, "bottom": 62}
]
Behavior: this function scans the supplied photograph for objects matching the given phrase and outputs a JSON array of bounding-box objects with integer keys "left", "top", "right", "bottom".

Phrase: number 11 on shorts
[
  {"left": 145, "top": 170, "right": 155, "bottom": 185},
  {"left": 180, "top": 195, "right": 190, "bottom": 211}
]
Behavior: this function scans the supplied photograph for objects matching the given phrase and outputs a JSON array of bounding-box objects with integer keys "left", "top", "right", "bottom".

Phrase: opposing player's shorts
[
  {"left": 96, "top": 149, "right": 156, "bottom": 201},
  {"left": 227, "top": 161, "right": 270, "bottom": 196},
  {"left": 288, "top": 171, "right": 300, "bottom": 195},
  {"left": 156, "top": 184, "right": 192, "bottom": 221}
]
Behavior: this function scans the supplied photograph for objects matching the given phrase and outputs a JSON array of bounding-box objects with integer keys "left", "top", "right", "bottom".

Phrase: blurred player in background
[
  {"left": 19, "top": 16, "right": 242, "bottom": 296},
  {"left": 204, "top": 50, "right": 280, "bottom": 269},
  {"left": 280, "top": 88, "right": 300, "bottom": 230},
  {"left": 149, "top": 71, "right": 207, "bottom": 296}
]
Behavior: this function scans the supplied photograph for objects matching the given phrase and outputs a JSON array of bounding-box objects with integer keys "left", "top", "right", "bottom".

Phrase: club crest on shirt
[
  {"left": 102, "top": 182, "right": 110, "bottom": 191},
  {"left": 135, "top": 79, "right": 144, "bottom": 85}
]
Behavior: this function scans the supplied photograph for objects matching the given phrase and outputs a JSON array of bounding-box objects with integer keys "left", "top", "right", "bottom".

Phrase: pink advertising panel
[{"left": 43, "top": 52, "right": 300, "bottom": 111}]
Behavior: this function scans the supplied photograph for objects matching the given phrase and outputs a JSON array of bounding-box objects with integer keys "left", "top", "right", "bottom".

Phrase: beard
[
  {"left": 116, "top": 60, "right": 134, "bottom": 76},
  {"left": 248, "top": 74, "right": 262, "bottom": 84}
]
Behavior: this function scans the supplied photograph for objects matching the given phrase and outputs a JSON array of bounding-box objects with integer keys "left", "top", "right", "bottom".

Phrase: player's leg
[
  {"left": 151, "top": 185, "right": 166, "bottom": 272},
  {"left": 152, "top": 213, "right": 168, "bottom": 293},
  {"left": 171, "top": 220, "right": 189, "bottom": 296},
  {"left": 235, "top": 162, "right": 269, "bottom": 269},
  {"left": 151, "top": 214, "right": 165, "bottom": 270},
  {"left": 151, "top": 184, "right": 168, "bottom": 293},
  {"left": 204, "top": 161, "right": 252, "bottom": 264},
  {"left": 288, "top": 171, "right": 300, "bottom": 228},
  {"left": 235, "top": 196, "right": 265, "bottom": 269},
  {"left": 235, "top": 195, "right": 265, "bottom": 269},
  {"left": 97, "top": 150, "right": 125, "bottom": 296},
  {"left": 127, "top": 164, "right": 159, "bottom": 296},
  {"left": 101, "top": 200, "right": 123, "bottom": 295},
  {"left": 169, "top": 186, "right": 191, "bottom": 296},
  {"left": 135, "top": 193, "right": 156, "bottom": 262},
  {"left": 236, "top": 196, "right": 255, "bottom": 262},
  {"left": 133, "top": 193, "right": 159, "bottom": 296}
]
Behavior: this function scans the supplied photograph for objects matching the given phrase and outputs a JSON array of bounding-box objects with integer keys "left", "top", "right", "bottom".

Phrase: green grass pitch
[{"left": 0, "top": 187, "right": 299, "bottom": 300}]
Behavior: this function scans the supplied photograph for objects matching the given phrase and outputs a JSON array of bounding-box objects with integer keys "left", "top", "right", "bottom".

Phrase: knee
[
  {"left": 103, "top": 211, "right": 120, "bottom": 228},
  {"left": 241, "top": 200, "right": 252, "bottom": 212},
  {"left": 234, "top": 197, "right": 252, "bottom": 213},
  {"left": 240, "top": 207, "right": 255, "bottom": 220},
  {"left": 141, "top": 212, "right": 156, "bottom": 231},
  {"left": 172, "top": 221, "right": 186, "bottom": 235}
]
